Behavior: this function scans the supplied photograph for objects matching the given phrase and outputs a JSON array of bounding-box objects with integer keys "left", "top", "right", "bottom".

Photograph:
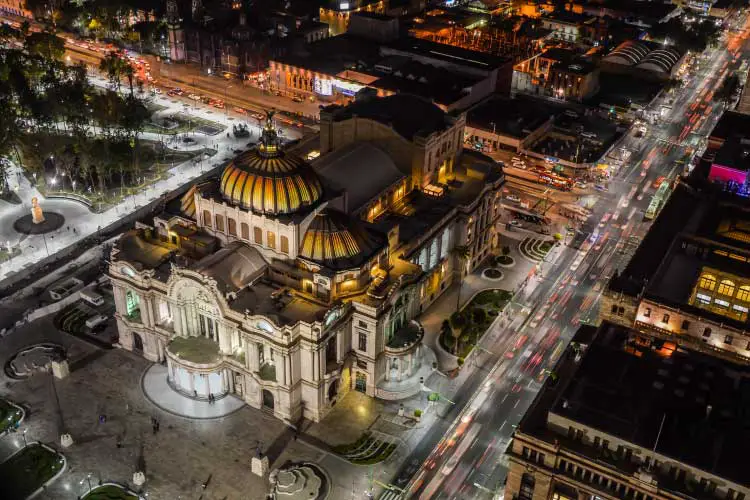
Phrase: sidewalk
[
  {"left": 0, "top": 77, "right": 305, "bottom": 283},
  {"left": 418, "top": 244, "right": 536, "bottom": 374}
]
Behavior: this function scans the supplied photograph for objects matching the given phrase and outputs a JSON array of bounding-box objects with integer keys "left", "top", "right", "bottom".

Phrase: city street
[{"left": 393, "top": 14, "right": 750, "bottom": 500}]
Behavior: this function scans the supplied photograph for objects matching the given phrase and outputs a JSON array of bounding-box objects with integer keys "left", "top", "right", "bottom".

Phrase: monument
[{"left": 31, "top": 197, "right": 45, "bottom": 224}]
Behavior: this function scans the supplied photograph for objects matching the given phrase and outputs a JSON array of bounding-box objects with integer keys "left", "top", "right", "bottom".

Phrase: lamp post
[
  {"left": 225, "top": 84, "right": 232, "bottom": 117},
  {"left": 22, "top": 428, "right": 28, "bottom": 447}
]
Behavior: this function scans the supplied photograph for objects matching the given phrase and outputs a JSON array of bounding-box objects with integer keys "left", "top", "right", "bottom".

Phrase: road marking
[
  {"left": 499, "top": 420, "right": 506, "bottom": 431},
  {"left": 513, "top": 400, "right": 519, "bottom": 409},
  {"left": 501, "top": 394, "right": 508, "bottom": 404}
]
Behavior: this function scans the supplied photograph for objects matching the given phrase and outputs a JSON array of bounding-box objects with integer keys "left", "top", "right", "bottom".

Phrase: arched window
[
  {"left": 718, "top": 279, "right": 735, "bottom": 296},
  {"left": 267, "top": 231, "right": 276, "bottom": 250},
  {"left": 254, "top": 227, "right": 263, "bottom": 244},
  {"left": 215, "top": 214, "right": 225, "bottom": 232},
  {"left": 227, "top": 218, "right": 237, "bottom": 236},
  {"left": 203, "top": 210, "right": 212, "bottom": 228},
  {"left": 280, "top": 235, "right": 289, "bottom": 254},
  {"left": 698, "top": 274, "right": 716, "bottom": 291},
  {"left": 737, "top": 285, "right": 750, "bottom": 302},
  {"left": 241, "top": 222, "right": 249, "bottom": 240}
]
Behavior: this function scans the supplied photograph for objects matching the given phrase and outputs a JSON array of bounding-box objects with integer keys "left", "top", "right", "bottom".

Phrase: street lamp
[{"left": 22, "top": 429, "right": 28, "bottom": 447}]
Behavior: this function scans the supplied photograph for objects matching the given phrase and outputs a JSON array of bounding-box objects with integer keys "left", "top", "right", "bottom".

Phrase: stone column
[
  {"left": 285, "top": 355, "right": 292, "bottom": 386},
  {"left": 281, "top": 353, "right": 288, "bottom": 385},
  {"left": 113, "top": 285, "right": 127, "bottom": 314},
  {"left": 385, "top": 357, "right": 391, "bottom": 382},
  {"left": 173, "top": 304, "right": 183, "bottom": 335},
  {"left": 247, "top": 341, "right": 258, "bottom": 371},
  {"left": 336, "top": 330, "right": 344, "bottom": 363},
  {"left": 310, "top": 348, "right": 317, "bottom": 382},
  {"left": 180, "top": 307, "right": 189, "bottom": 336}
]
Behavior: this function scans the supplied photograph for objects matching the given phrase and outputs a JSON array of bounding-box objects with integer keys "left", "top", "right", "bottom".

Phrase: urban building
[
  {"left": 506, "top": 321, "right": 750, "bottom": 500},
  {"left": 108, "top": 95, "right": 505, "bottom": 423},
  {"left": 268, "top": 15, "right": 513, "bottom": 111},
  {"left": 0, "top": 0, "right": 31, "bottom": 18},
  {"left": 513, "top": 48, "right": 600, "bottom": 102},
  {"left": 539, "top": 10, "right": 592, "bottom": 43},
  {"left": 408, "top": 10, "right": 552, "bottom": 63},
  {"left": 465, "top": 96, "right": 556, "bottom": 153},
  {"left": 601, "top": 40, "right": 686, "bottom": 82},
  {"left": 600, "top": 179, "right": 750, "bottom": 365}
]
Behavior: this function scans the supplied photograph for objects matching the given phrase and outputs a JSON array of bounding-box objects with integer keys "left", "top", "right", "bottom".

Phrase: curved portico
[{"left": 165, "top": 336, "right": 232, "bottom": 400}]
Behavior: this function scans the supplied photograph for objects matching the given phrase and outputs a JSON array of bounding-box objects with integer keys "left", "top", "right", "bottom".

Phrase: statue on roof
[{"left": 258, "top": 110, "right": 281, "bottom": 157}]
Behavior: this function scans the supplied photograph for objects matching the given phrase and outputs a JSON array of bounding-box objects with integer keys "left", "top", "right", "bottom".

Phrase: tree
[
  {"left": 25, "top": 31, "right": 65, "bottom": 62},
  {"left": 471, "top": 307, "right": 487, "bottom": 326}
]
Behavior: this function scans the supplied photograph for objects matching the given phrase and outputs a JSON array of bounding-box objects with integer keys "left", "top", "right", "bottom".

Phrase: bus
[
  {"left": 538, "top": 172, "right": 574, "bottom": 191},
  {"left": 645, "top": 180, "right": 671, "bottom": 220},
  {"left": 558, "top": 203, "right": 591, "bottom": 223}
]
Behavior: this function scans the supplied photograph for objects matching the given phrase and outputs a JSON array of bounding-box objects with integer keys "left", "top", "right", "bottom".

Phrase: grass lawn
[
  {"left": 0, "top": 398, "right": 24, "bottom": 434},
  {"left": 168, "top": 336, "right": 220, "bottom": 364},
  {"left": 0, "top": 247, "right": 22, "bottom": 264},
  {"left": 439, "top": 289, "right": 513, "bottom": 358},
  {"left": 83, "top": 484, "right": 139, "bottom": 500},
  {"left": 333, "top": 432, "right": 397, "bottom": 465},
  {"left": 0, "top": 443, "right": 64, "bottom": 499},
  {"left": 18, "top": 132, "right": 205, "bottom": 211}
]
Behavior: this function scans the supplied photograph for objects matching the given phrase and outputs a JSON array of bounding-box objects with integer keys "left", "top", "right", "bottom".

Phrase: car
[
  {"left": 506, "top": 194, "right": 520, "bottom": 203},
  {"left": 213, "top": 101, "right": 225, "bottom": 109},
  {"left": 510, "top": 220, "right": 522, "bottom": 227},
  {"left": 151, "top": 88, "right": 161, "bottom": 94},
  {"left": 85, "top": 314, "right": 108, "bottom": 329},
  {"left": 292, "top": 96, "right": 304, "bottom": 103},
  {"left": 233, "top": 107, "right": 247, "bottom": 114},
  {"left": 189, "top": 94, "right": 202, "bottom": 101},
  {"left": 594, "top": 184, "right": 607, "bottom": 191}
]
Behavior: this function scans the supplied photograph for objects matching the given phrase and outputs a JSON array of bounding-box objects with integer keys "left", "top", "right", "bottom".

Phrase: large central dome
[{"left": 220, "top": 113, "right": 323, "bottom": 215}]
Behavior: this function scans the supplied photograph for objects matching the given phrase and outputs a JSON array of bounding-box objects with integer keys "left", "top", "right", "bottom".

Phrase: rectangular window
[
  {"left": 661, "top": 314, "right": 669, "bottom": 323},
  {"left": 254, "top": 227, "right": 263, "bottom": 244},
  {"left": 257, "top": 343, "right": 265, "bottom": 363},
  {"left": 681, "top": 320, "right": 690, "bottom": 330},
  {"left": 280, "top": 235, "right": 289, "bottom": 254},
  {"left": 522, "top": 446, "right": 530, "bottom": 458},
  {"left": 643, "top": 307, "right": 651, "bottom": 318},
  {"left": 358, "top": 320, "right": 368, "bottom": 329},
  {"left": 356, "top": 359, "right": 367, "bottom": 370},
  {"left": 715, "top": 299, "right": 730, "bottom": 308},
  {"left": 696, "top": 293, "right": 711, "bottom": 304},
  {"left": 703, "top": 328, "right": 712, "bottom": 338},
  {"left": 267, "top": 231, "right": 276, "bottom": 249},
  {"left": 733, "top": 304, "right": 749, "bottom": 313},
  {"left": 358, "top": 332, "right": 367, "bottom": 352},
  {"left": 725, "top": 335, "right": 733, "bottom": 345}
]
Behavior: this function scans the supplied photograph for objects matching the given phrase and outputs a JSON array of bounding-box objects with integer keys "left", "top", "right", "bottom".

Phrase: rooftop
[
  {"left": 541, "top": 322, "right": 750, "bottom": 488},
  {"left": 710, "top": 111, "right": 750, "bottom": 143},
  {"left": 713, "top": 137, "right": 750, "bottom": 173},
  {"left": 467, "top": 96, "right": 556, "bottom": 138},
  {"left": 315, "top": 142, "right": 406, "bottom": 214},
  {"left": 322, "top": 93, "right": 453, "bottom": 141},
  {"left": 383, "top": 36, "right": 512, "bottom": 72}
]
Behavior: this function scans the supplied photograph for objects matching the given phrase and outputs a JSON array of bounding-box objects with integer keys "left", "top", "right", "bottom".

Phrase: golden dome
[
  {"left": 300, "top": 209, "right": 385, "bottom": 270},
  {"left": 180, "top": 184, "right": 198, "bottom": 219},
  {"left": 220, "top": 112, "right": 323, "bottom": 215}
]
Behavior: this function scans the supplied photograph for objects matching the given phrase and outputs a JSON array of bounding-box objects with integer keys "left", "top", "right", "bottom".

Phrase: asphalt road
[{"left": 391, "top": 15, "right": 750, "bottom": 500}]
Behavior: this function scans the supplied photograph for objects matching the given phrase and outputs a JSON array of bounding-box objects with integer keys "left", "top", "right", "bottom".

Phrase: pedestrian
[
  {"left": 193, "top": 389, "right": 198, "bottom": 399},
  {"left": 116, "top": 436, "right": 122, "bottom": 448},
  {"left": 99, "top": 414, "right": 106, "bottom": 424},
  {"left": 155, "top": 420, "right": 160, "bottom": 433}
]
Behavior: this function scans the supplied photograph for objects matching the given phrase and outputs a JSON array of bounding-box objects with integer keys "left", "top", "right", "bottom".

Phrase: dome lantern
[{"left": 219, "top": 110, "right": 323, "bottom": 215}]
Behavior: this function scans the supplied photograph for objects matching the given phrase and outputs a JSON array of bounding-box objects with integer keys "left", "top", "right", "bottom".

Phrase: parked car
[
  {"left": 85, "top": 314, "right": 108, "bottom": 329},
  {"left": 506, "top": 194, "right": 521, "bottom": 203},
  {"left": 292, "top": 96, "right": 304, "bottom": 103}
]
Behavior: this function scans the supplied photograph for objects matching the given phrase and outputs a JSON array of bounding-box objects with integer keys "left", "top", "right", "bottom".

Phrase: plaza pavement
[{"left": 0, "top": 79, "right": 303, "bottom": 282}]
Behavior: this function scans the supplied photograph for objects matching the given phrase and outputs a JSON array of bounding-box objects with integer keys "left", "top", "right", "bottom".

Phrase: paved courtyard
[{"left": 0, "top": 318, "right": 290, "bottom": 500}]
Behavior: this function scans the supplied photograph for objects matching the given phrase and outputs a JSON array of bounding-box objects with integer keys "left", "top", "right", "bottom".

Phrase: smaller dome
[
  {"left": 180, "top": 185, "right": 198, "bottom": 220},
  {"left": 300, "top": 209, "right": 385, "bottom": 270}
]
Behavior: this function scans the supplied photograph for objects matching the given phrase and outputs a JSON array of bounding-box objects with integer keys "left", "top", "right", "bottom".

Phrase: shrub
[
  {"left": 457, "top": 357, "right": 465, "bottom": 366},
  {"left": 414, "top": 409, "right": 422, "bottom": 418},
  {"left": 450, "top": 310, "right": 467, "bottom": 330},
  {"left": 443, "top": 335, "right": 455, "bottom": 348},
  {"left": 471, "top": 307, "right": 487, "bottom": 325}
]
